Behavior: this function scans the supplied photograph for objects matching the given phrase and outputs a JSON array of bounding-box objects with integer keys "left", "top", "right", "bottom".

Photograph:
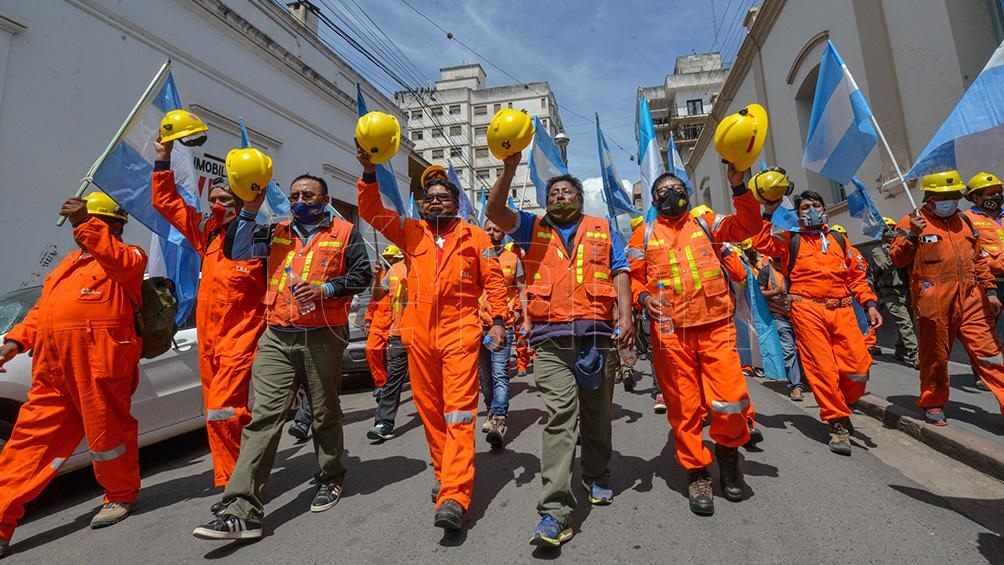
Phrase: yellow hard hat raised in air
[
  {"left": 920, "top": 170, "right": 966, "bottom": 194},
  {"left": 883, "top": 216, "right": 897, "bottom": 228},
  {"left": 160, "top": 110, "right": 208, "bottom": 146},
  {"left": 84, "top": 191, "right": 128, "bottom": 222},
  {"left": 689, "top": 204, "right": 714, "bottom": 218},
  {"left": 830, "top": 224, "right": 847, "bottom": 235},
  {"left": 747, "top": 167, "right": 793, "bottom": 205},
  {"left": 713, "top": 103, "right": 768, "bottom": 172},
  {"left": 225, "top": 148, "right": 273, "bottom": 202},
  {"left": 381, "top": 244, "right": 403, "bottom": 258},
  {"left": 356, "top": 111, "right": 401, "bottom": 165},
  {"left": 487, "top": 108, "right": 534, "bottom": 159},
  {"left": 965, "top": 172, "right": 1003, "bottom": 195}
]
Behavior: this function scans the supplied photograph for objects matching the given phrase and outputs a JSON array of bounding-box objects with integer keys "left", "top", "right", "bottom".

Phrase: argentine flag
[
  {"left": 907, "top": 39, "right": 1004, "bottom": 179},
  {"left": 596, "top": 114, "right": 641, "bottom": 219},
  {"left": 668, "top": 133, "right": 691, "bottom": 193},
  {"left": 847, "top": 177, "right": 886, "bottom": 239},
  {"left": 528, "top": 115, "right": 569, "bottom": 210},
  {"left": 448, "top": 162, "right": 476, "bottom": 222},
  {"left": 803, "top": 41, "right": 877, "bottom": 185},
  {"left": 356, "top": 84, "right": 406, "bottom": 216},
  {"left": 637, "top": 95, "right": 664, "bottom": 216}
]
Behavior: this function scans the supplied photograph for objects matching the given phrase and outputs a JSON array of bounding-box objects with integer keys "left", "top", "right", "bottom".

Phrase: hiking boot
[
  {"left": 310, "top": 482, "right": 343, "bottom": 512},
  {"left": 486, "top": 414, "right": 508, "bottom": 450},
  {"left": 366, "top": 423, "right": 394, "bottom": 442},
  {"left": 90, "top": 502, "right": 134, "bottom": 529},
  {"left": 686, "top": 468, "right": 715, "bottom": 516},
  {"left": 433, "top": 499, "right": 464, "bottom": 531},
  {"left": 653, "top": 393, "right": 667, "bottom": 414},
  {"left": 715, "top": 444, "right": 745, "bottom": 502},
  {"left": 743, "top": 420, "right": 763, "bottom": 449},
  {"left": 975, "top": 378, "right": 991, "bottom": 392},
  {"left": 827, "top": 419, "right": 852, "bottom": 456},
  {"left": 431, "top": 482, "right": 440, "bottom": 503},
  {"left": 192, "top": 513, "right": 262, "bottom": 540},
  {"left": 287, "top": 421, "right": 310, "bottom": 443},
  {"left": 582, "top": 480, "right": 614, "bottom": 505},
  {"left": 789, "top": 387, "right": 804, "bottom": 401},
  {"left": 529, "top": 514, "right": 573, "bottom": 547},
  {"left": 925, "top": 407, "right": 948, "bottom": 426}
]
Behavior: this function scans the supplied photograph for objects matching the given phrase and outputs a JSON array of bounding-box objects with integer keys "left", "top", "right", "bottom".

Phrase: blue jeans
[
  {"left": 771, "top": 312, "right": 804, "bottom": 390},
  {"left": 479, "top": 327, "right": 514, "bottom": 416}
]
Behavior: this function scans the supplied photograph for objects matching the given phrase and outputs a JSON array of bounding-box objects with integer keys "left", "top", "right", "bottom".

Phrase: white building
[
  {"left": 685, "top": 0, "right": 1004, "bottom": 243},
  {"left": 0, "top": 0, "right": 426, "bottom": 293},
  {"left": 394, "top": 64, "right": 565, "bottom": 213}
]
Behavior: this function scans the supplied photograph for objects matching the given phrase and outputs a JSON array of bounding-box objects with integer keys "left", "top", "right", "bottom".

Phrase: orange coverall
[
  {"left": 0, "top": 218, "right": 146, "bottom": 540},
  {"left": 964, "top": 208, "right": 1004, "bottom": 282},
  {"left": 753, "top": 226, "right": 877, "bottom": 423},
  {"left": 152, "top": 170, "right": 265, "bottom": 487},
  {"left": 627, "top": 193, "right": 762, "bottom": 470},
  {"left": 358, "top": 179, "right": 508, "bottom": 511},
  {"left": 890, "top": 209, "right": 1004, "bottom": 411},
  {"left": 365, "top": 264, "right": 392, "bottom": 389},
  {"left": 848, "top": 243, "right": 878, "bottom": 349}
]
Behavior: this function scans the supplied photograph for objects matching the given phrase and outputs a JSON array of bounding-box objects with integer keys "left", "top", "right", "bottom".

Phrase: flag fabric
[
  {"left": 356, "top": 84, "right": 406, "bottom": 216},
  {"left": 729, "top": 254, "right": 786, "bottom": 381},
  {"left": 528, "top": 115, "right": 569, "bottom": 210},
  {"left": 447, "top": 163, "right": 476, "bottom": 222},
  {"left": 478, "top": 190, "right": 487, "bottom": 227},
  {"left": 637, "top": 95, "right": 664, "bottom": 215},
  {"left": 771, "top": 203, "right": 801, "bottom": 233},
  {"left": 803, "top": 40, "right": 877, "bottom": 185},
  {"left": 596, "top": 114, "right": 641, "bottom": 218},
  {"left": 907, "top": 39, "right": 1004, "bottom": 179},
  {"left": 239, "top": 118, "right": 290, "bottom": 222},
  {"left": 847, "top": 177, "right": 886, "bottom": 239},
  {"left": 90, "top": 70, "right": 201, "bottom": 325},
  {"left": 407, "top": 192, "right": 419, "bottom": 219},
  {"left": 668, "top": 132, "right": 691, "bottom": 193}
]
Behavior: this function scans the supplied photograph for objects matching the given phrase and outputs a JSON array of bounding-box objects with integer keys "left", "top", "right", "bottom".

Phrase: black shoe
[
  {"left": 288, "top": 421, "right": 310, "bottom": 443},
  {"left": 210, "top": 500, "right": 228, "bottom": 517},
  {"left": 715, "top": 443, "right": 745, "bottom": 502},
  {"left": 434, "top": 499, "right": 464, "bottom": 531},
  {"left": 311, "top": 482, "right": 343, "bottom": 512},
  {"left": 192, "top": 513, "right": 262, "bottom": 540},
  {"left": 743, "top": 421, "right": 764, "bottom": 449},
  {"left": 623, "top": 374, "right": 636, "bottom": 392},
  {"left": 686, "top": 468, "right": 715, "bottom": 516}
]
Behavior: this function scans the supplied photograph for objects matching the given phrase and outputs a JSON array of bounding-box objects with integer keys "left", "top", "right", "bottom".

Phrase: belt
[{"left": 790, "top": 294, "right": 853, "bottom": 309}]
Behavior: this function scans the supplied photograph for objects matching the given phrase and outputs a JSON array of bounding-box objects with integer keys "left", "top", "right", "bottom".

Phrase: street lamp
[{"left": 553, "top": 132, "right": 569, "bottom": 166}]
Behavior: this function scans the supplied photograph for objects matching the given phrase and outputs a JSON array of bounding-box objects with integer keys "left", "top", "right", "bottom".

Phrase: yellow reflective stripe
[
  {"left": 668, "top": 251, "right": 683, "bottom": 294},
  {"left": 534, "top": 273, "right": 542, "bottom": 280},
  {"left": 657, "top": 278, "right": 673, "bottom": 287},
  {"left": 318, "top": 241, "right": 344, "bottom": 248},
  {"left": 585, "top": 231, "right": 608, "bottom": 239},
  {"left": 690, "top": 231, "right": 704, "bottom": 239},
  {"left": 594, "top": 272, "right": 609, "bottom": 280},
  {"left": 277, "top": 251, "right": 295, "bottom": 292},
  {"left": 536, "top": 232, "right": 554, "bottom": 239},
  {"left": 302, "top": 251, "right": 315, "bottom": 282},
  {"left": 557, "top": 248, "right": 565, "bottom": 260},
  {"left": 272, "top": 237, "right": 292, "bottom": 245},
  {"left": 702, "top": 269, "right": 722, "bottom": 279},
  {"left": 576, "top": 245, "right": 584, "bottom": 284},
  {"left": 998, "top": 230, "right": 1004, "bottom": 247},
  {"left": 648, "top": 239, "right": 664, "bottom": 247},
  {"left": 268, "top": 278, "right": 280, "bottom": 285},
  {"left": 684, "top": 246, "right": 701, "bottom": 290}
]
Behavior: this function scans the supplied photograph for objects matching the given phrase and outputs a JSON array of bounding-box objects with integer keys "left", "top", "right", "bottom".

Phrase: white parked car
[{"left": 0, "top": 285, "right": 205, "bottom": 473}]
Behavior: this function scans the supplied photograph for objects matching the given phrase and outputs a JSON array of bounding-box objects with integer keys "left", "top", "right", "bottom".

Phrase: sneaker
[
  {"left": 581, "top": 480, "right": 614, "bottom": 505},
  {"left": 653, "top": 393, "right": 667, "bottom": 414},
  {"left": 90, "top": 502, "right": 134, "bottom": 529},
  {"left": 743, "top": 421, "right": 763, "bottom": 449},
  {"left": 486, "top": 415, "right": 508, "bottom": 450},
  {"left": 789, "top": 387, "right": 804, "bottom": 401},
  {"left": 210, "top": 500, "right": 229, "bottom": 517},
  {"left": 287, "top": 421, "right": 310, "bottom": 443},
  {"left": 975, "top": 379, "right": 991, "bottom": 392},
  {"left": 367, "top": 424, "right": 394, "bottom": 442},
  {"left": 741, "top": 366, "right": 754, "bottom": 378},
  {"left": 686, "top": 468, "right": 715, "bottom": 516},
  {"left": 529, "top": 514, "right": 573, "bottom": 547},
  {"left": 925, "top": 407, "right": 948, "bottom": 426},
  {"left": 193, "top": 513, "right": 262, "bottom": 540},
  {"left": 433, "top": 499, "right": 464, "bottom": 531},
  {"left": 868, "top": 346, "right": 883, "bottom": 356},
  {"left": 714, "top": 443, "right": 745, "bottom": 502},
  {"left": 310, "top": 482, "right": 343, "bottom": 512},
  {"left": 481, "top": 419, "right": 491, "bottom": 433},
  {"left": 827, "top": 419, "right": 852, "bottom": 455},
  {"left": 431, "top": 481, "right": 440, "bottom": 503}
]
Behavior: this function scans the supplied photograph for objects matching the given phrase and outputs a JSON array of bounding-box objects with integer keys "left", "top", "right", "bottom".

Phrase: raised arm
[
  {"left": 151, "top": 137, "right": 207, "bottom": 253},
  {"left": 485, "top": 153, "right": 520, "bottom": 232}
]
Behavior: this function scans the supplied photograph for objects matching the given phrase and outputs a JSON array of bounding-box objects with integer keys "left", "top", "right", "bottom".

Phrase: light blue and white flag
[
  {"left": 239, "top": 118, "right": 290, "bottom": 222},
  {"left": 638, "top": 95, "right": 664, "bottom": 217},
  {"left": 847, "top": 177, "right": 885, "bottom": 239},
  {"left": 803, "top": 40, "right": 877, "bottom": 185},
  {"left": 907, "top": 40, "right": 1004, "bottom": 179},
  {"left": 596, "top": 114, "right": 641, "bottom": 219},
  {"left": 771, "top": 204, "right": 801, "bottom": 233},
  {"left": 668, "top": 132, "right": 691, "bottom": 193},
  {"left": 91, "top": 70, "right": 200, "bottom": 324},
  {"left": 447, "top": 163, "right": 476, "bottom": 222},
  {"left": 407, "top": 192, "right": 420, "bottom": 219},
  {"left": 478, "top": 190, "right": 487, "bottom": 227},
  {"left": 356, "top": 84, "right": 406, "bottom": 216},
  {"left": 528, "top": 115, "right": 569, "bottom": 210}
]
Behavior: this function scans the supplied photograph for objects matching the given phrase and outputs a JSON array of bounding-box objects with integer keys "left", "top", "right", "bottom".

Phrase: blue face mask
[
  {"left": 291, "top": 201, "right": 326, "bottom": 224},
  {"left": 931, "top": 199, "right": 959, "bottom": 218}
]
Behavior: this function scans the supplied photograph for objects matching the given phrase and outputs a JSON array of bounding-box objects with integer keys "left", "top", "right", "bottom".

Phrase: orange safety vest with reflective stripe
[
  {"left": 523, "top": 214, "right": 616, "bottom": 323},
  {"left": 265, "top": 219, "right": 354, "bottom": 327},
  {"left": 964, "top": 208, "right": 1004, "bottom": 279},
  {"left": 763, "top": 264, "right": 791, "bottom": 316},
  {"left": 480, "top": 246, "right": 521, "bottom": 327},
  {"left": 386, "top": 260, "right": 407, "bottom": 337}
]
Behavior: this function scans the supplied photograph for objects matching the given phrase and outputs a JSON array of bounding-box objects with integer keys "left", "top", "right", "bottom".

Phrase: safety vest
[
  {"left": 265, "top": 218, "right": 354, "bottom": 327},
  {"left": 640, "top": 213, "right": 733, "bottom": 328},
  {"left": 385, "top": 261, "right": 407, "bottom": 336},
  {"left": 480, "top": 245, "right": 521, "bottom": 327},
  {"left": 763, "top": 264, "right": 790, "bottom": 316},
  {"left": 964, "top": 208, "right": 1004, "bottom": 279},
  {"left": 523, "top": 214, "right": 616, "bottom": 323}
]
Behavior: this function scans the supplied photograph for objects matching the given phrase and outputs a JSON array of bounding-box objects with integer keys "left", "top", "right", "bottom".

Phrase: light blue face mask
[{"left": 931, "top": 199, "right": 960, "bottom": 218}]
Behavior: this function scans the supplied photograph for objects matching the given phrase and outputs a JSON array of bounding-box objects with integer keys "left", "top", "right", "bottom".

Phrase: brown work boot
[
  {"left": 789, "top": 387, "right": 803, "bottom": 401},
  {"left": 486, "top": 414, "right": 508, "bottom": 450},
  {"left": 434, "top": 499, "right": 464, "bottom": 531},
  {"left": 827, "top": 419, "right": 852, "bottom": 456},
  {"left": 714, "top": 444, "right": 745, "bottom": 502},
  {"left": 686, "top": 468, "right": 714, "bottom": 516},
  {"left": 90, "top": 502, "right": 135, "bottom": 529}
]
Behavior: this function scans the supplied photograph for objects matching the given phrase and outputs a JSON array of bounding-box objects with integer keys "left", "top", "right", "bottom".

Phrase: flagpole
[
  {"left": 867, "top": 114, "right": 919, "bottom": 211},
  {"left": 58, "top": 58, "right": 172, "bottom": 226}
]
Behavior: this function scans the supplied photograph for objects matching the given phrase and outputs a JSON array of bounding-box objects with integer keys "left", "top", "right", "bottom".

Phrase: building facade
[{"left": 395, "top": 64, "right": 565, "bottom": 213}]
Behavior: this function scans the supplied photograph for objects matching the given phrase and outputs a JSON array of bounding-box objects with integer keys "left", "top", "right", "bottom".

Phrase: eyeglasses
[
  {"left": 654, "top": 184, "right": 686, "bottom": 198},
  {"left": 423, "top": 193, "right": 455, "bottom": 203},
  {"left": 288, "top": 192, "right": 321, "bottom": 203}
]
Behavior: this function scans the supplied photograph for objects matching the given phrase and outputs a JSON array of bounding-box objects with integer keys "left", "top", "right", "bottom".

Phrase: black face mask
[
  {"left": 657, "top": 190, "right": 689, "bottom": 218},
  {"left": 981, "top": 193, "right": 1004, "bottom": 213}
]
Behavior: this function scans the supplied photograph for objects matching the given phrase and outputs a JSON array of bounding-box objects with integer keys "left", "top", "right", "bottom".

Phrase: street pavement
[{"left": 5, "top": 358, "right": 1004, "bottom": 564}]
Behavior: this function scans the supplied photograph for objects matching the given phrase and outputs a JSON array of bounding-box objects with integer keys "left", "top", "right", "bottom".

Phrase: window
[
  {"left": 330, "top": 198, "right": 358, "bottom": 225},
  {"left": 475, "top": 147, "right": 489, "bottom": 158},
  {"left": 431, "top": 106, "right": 443, "bottom": 117},
  {"left": 493, "top": 103, "right": 501, "bottom": 113},
  {"left": 507, "top": 102, "right": 513, "bottom": 109},
  {"left": 450, "top": 147, "right": 463, "bottom": 158},
  {"left": 411, "top": 130, "right": 423, "bottom": 141},
  {"left": 449, "top": 125, "right": 462, "bottom": 136},
  {"left": 449, "top": 104, "right": 461, "bottom": 115},
  {"left": 475, "top": 125, "right": 488, "bottom": 136},
  {"left": 681, "top": 125, "right": 701, "bottom": 140},
  {"left": 686, "top": 99, "right": 704, "bottom": 116},
  {"left": 476, "top": 169, "right": 491, "bottom": 181},
  {"left": 410, "top": 109, "right": 422, "bottom": 120},
  {"left": 432, "top": 149, "right": 444, "bottom": 159},
  {"left": 540, "top": 118, "right": 548, "bottom": 129},
  {"left": 432, "top": 128, "right": 443, "bottom": 138},
  {"left": 541, "top": 97, "right": 547, "bottom": 109},
  {"left": 473, "top": 105, "right": 487, "bottom": 115}
]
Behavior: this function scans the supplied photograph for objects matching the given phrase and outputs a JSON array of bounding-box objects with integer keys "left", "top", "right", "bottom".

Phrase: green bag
[{"left": 137, "top": 276, "right": 178, "bottom": 359}]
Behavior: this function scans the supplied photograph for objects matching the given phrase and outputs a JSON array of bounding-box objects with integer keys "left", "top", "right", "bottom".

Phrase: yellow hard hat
[
  {"left": 689, "top": 204, "right": 714, "bottom": 218},
  {"left": 740, "top": 238, "right": 753, "bottom": 250},
  {"left": 920, "top": 170, "right": 966, "bottom": 194},
  {"left": 487, "top": 108, "right": 534, "bottom": 159},
  {"left": 84, "top": 191, "right": 128, "bottom": 222},
  {"left": 160, "top": 110, "right": 208, "bottom": 146},
  {"left": 830, "top": 224, "right": 847, "bottom": 234},
  {"left": 356, "top": 111, "right": 401, "bottom": 165},
  {"left": 630, "top": 216, "right": 645, "bottom": 230},
  {"left": 421, "top": 164, "right": 448, "bottom": 186},
  {"left": 883, "top": 216, "right": 897, "bottom": 228},
  {"left": 225, "top": 148, "right": 273, "bottom": 202},
  {"left": 747, "top": 167, "right": 793, "bottom": 205},
  {"left": 713, "top": 103, "right": 768, "bottom": 172},
  {"left": 381, "top": 244, "right": 403, "bottom": 258},
  {"left": 965, "top": 172, "right": 1003, "bottom": 195}
]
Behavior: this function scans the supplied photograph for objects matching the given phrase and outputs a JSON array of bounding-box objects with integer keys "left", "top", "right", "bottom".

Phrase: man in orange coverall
[
  {"left": 628, "top": 165, "right": 762, "bottom": 517},
  {"left": 753, "top": 187, "right": 882, "bottom": 456},
  {"left": 963, "top": 172, "right": 1004, "bottom": 391},
  {"left": 364, "top": 247, "right": 403, "bottom": 393},
  {"left": 356, "top": 146, "right": 507, "bottom": 532},
  {"left": 890, "top": 170, "right": 1004, "bottom": 425},
  {"left": 0, "top": 194, "right": 146, "bottom": 556},
  {"left": 152, "top": 137, "right": 265, "bottom": 488},
  {"left": 367, "top": 246, "right": 409, "bottom": 442}
]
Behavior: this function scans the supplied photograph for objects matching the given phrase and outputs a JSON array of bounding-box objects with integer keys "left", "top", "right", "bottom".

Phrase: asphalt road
[{"left": 5, "top": 359, "right": 1004, "bottom": 564}]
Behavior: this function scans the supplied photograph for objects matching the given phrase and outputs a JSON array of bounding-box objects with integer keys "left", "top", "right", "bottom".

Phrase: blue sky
[{"left": 317, "top": 0, "right": 754, "bottom": 183}]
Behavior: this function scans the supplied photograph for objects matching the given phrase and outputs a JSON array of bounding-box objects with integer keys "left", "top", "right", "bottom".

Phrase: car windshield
[{"left": 0, "top": 286, "right": 42, "bottom": 335}]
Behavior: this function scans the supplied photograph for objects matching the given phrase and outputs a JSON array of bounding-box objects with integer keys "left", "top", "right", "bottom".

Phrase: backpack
[{"left": 137, "top": 276, "right": 178, "bottom": 359}]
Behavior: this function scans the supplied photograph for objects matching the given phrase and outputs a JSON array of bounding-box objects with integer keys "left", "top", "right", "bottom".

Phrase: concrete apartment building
[
  {"left": 394, "top": 64, "right": 565, "bottom": 213},
  {"left": 634, "top": 53, "right": 728, "bottom": 205},
  {"left": 685, "top": 0, "right": 1004, "bottom": 245}
]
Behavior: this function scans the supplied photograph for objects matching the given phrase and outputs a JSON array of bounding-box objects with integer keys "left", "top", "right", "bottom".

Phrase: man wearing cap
[
  {"left": 367, "top": 245, "right": 409, "bottom": 441},
  {"left": 871, "top": 217, "right": 919, "bottom": 369}
]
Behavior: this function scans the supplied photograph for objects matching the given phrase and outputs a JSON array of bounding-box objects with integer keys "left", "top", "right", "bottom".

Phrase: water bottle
[
  {"left": 656, "top": 281, "right": 674, "bottom": 335},
  {"left": 285, "top": 266, "right": 317, "bottom": 314}
]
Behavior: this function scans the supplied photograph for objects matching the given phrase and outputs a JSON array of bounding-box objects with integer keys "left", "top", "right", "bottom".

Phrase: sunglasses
[{"left": 423, "top": 193, "right": 455, "bottom": 203}]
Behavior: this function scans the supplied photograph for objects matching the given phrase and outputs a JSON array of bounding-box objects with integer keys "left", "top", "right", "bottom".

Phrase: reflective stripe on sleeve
[
  {"left": 50, "top": 457, "right": 66, "bottom": 470},
  {"left": 711, "top": 398, "right": 750, "bottom": 415},
  {"left": 207, "top": 407, "right": 236, "bottom": 421},
  {"left": 444, "top": 411, "right": 473, "bottom": 425},
  {"left": 978, "top": 354, "right": 1004, "bottom": 365},
  {"left": 846, "top": 373, "right": 869, "bottom": 383},
  {"left": 90, "top": 443, "right": 127, "bottom": 462}
]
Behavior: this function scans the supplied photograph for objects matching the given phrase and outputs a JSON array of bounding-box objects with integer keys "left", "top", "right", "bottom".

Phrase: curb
[{"left": 853, "top": 393, "right": 1004, "bottom": 482}]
